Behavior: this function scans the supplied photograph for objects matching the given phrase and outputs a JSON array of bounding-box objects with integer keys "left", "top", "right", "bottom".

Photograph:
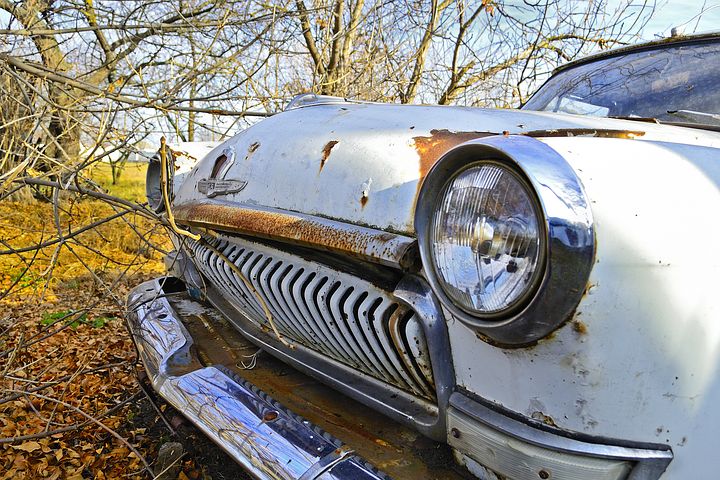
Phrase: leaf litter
[{"left": 0, "top": 165, "right": 249, "bottom": 479}]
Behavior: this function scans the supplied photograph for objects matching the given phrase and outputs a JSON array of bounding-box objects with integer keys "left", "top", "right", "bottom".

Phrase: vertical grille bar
[
  {"left": 293, "top": 273, "right": 348, "bottom": 360},
  {"left": 369, "top": 298, "right": 428, "bottom": 394},
  {"left": 186, "top": 236, "right": 436, "bottom": 401}
]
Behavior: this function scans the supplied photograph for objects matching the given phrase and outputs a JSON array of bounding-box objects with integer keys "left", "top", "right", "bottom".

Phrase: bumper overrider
[{"left": 126, "top": 275, "right": 672, "bottom": 480}]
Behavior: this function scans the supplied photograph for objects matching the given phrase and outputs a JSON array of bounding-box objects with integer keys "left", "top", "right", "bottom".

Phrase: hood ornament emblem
[
  {"left": 198, "top": 178, "right": 247, "bottom": 197},
  {"left": 197, "top": 146, "right": 246, "bottom": 197}
]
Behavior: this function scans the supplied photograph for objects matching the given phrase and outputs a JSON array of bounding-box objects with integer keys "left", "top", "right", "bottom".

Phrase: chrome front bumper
[{"left": 126, "top": 277, "right": 389, "bottom": 480}]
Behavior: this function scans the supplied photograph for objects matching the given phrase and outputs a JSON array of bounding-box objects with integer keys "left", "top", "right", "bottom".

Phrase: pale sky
[{"left": 638, "top": 0, "right": 720, "bottom": 37}]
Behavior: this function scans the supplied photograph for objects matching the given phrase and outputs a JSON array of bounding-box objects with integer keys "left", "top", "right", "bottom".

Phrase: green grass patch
[
  {"left": 9, "top": 269, "right": 42, "bottom": 289},
  {"left": 90, "top": 162, "right": 148, "bottom": 203},
  {"left": 39, "top": 310, "right": 111, "bottom": 329},
  {"left": 90, "top": 316, "right": 117, "bottom": 328}
]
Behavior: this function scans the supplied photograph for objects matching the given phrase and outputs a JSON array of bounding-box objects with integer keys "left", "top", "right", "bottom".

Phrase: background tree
[
  {"left": 0, "top": 0, "right": 280, "bottom": 181},
  {"left": 288, "top": 0, "right": 655, "bottom": 105},
  {"left": 1, "top": 0, "right": 656, "bottom": 181}
]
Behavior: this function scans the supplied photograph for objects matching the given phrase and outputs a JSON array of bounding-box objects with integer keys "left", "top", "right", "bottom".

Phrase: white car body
[{"left": 130, "top": 35, "right": 720, "bottom": 480}]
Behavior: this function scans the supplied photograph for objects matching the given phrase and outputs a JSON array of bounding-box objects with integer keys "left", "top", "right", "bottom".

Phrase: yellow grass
[
  {"left": 0, "top": 162, "right": 171, "bottom": 479},
  {"left": 88, "top": 161, "right": 149, "bottom": 203},
  {"left": 0, "top": 162, "right": 168, "bottom": 302}
]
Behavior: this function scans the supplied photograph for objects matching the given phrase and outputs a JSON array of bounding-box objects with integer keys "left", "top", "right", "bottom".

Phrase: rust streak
[
  {"left": 572, "top": 320, "right": 588, "bottom": 335},
  {"left": 245, "top": 142, "right": 260, "bottom": 161},
  {"left": 411, "top": 128, "right": 644, "bottom": 185},
  {"left": 320, "top": 140, "right": 339, "bottom": 171},
  {"left": 173, "top": 202, "right": 405, "bottom": 264},
  {"left": 531, "top": 411, "right": 558, "bottom": 427}
]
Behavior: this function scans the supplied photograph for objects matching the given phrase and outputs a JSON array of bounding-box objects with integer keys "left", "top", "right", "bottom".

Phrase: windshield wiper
[
  {"left": 665, "top": 110, "right": 720, "bottom": 126},
  {"left": 608, "top": 112, "right": 720, "bottom": 132},
  {"left": 607, "top": 116, "right": 660, "bottom": 123}
]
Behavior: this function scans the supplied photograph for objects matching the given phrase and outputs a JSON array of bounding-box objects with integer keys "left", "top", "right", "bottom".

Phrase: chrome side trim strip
[
  {"left": 126, "top": 277, "right": 389, "bottom": 480},
  {"left": 449, "top": 393, "right": 672, "bottom": 480},
  {"left": 173, "top": 200, "right": 418, "bottom": 269}
]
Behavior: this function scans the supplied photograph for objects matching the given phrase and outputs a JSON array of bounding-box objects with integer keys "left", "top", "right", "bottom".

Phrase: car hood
[{"left": 173, "top": 101, "right": 720, "bottom": 235}]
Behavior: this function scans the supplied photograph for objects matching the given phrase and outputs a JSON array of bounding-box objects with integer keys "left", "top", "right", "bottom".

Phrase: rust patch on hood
[
  {"left": 411, "top": 128, "right": 645, "bottom": 180},
  {"left": 412, "top": 129, "right": 495, "bottom": 180},
  {"left": 320, "top": 140, "right": 339, "bottom": 171},
  {"left": 521, "top": 128, "right": 645, "bottom": 139},
  {"left": 411, "top": 130, "right": 496, "bottom": 210},
  {"left": 572, "top": 320, "right": 588, "bottom": 335},
  {"left": 245, "top": 142, "right": 260, "bottom": 161},
  {"left": 173, "top": 201, "right": 417, "bottom": 269},
  {"left": 410, "top": 127, "right": 645, "bottom": 194}
]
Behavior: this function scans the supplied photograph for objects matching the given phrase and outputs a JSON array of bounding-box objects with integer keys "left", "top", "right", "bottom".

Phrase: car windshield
[{"left": 522, "top": 40, "right": 720, "bottom": 127}]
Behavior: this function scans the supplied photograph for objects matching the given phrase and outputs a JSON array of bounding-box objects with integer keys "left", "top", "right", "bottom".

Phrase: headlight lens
[{"left": 430, "top": 162, "right": 544, "bottom": 317}]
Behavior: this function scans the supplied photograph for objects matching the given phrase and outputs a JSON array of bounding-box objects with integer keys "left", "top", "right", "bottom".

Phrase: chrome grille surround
[{"left": 185, "top": 235, "right": 436, "bottom": 400}]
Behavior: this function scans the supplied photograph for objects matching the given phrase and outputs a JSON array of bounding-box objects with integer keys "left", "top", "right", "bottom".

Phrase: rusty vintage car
[{"left": 127, "top": 33, "right": 720, "bottom": 479}]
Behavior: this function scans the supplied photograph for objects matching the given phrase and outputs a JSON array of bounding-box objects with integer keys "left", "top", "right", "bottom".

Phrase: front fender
[{"left": 450, "top": 135, "right": 720, "bottom": 478}]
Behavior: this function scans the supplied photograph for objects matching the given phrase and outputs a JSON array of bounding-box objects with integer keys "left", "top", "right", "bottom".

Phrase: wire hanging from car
[
  {"left": 157, "top": 138, "right": 291, "bottom": 349},
  {"left": 199, "top": 237, "right": 293, "bottom": 349},
  {"left": 236, "top": 349, "right": 262, "bottom": 370},
  {"left": 159, "top": 136, "right": 200, "bottom": 241}
]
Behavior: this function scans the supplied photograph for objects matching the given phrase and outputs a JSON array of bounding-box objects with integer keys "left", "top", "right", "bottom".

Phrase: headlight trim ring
[{"left": 415, "top": 135, "right": 595, "bottom": 346}]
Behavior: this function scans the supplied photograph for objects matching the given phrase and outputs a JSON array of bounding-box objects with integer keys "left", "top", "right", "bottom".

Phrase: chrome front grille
[{"left": 186, "top": 235, "right": 436, "bottom": 400}]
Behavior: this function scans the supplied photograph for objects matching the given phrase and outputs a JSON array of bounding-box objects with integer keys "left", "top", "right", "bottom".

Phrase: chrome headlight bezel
[
  {"left": 415, "top": 135, "right": 595, "bottom": 346},
  {"left": 429, "top": 160, "right": 547, "bottom": 320}
]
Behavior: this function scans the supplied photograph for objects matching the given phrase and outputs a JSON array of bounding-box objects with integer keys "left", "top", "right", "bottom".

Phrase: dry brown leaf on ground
[{"left": 1, "top": 165, "right": 250, "bottom": 479}]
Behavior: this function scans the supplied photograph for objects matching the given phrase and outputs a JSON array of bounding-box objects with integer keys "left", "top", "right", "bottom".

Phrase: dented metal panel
[{"left": 173, "top": 102, "right": 720, "bottom": 236}]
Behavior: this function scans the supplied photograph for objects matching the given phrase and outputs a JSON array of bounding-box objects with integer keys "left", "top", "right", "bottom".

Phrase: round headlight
[{"left": 430, "top": 162, "right": 544, "bottom": 317}]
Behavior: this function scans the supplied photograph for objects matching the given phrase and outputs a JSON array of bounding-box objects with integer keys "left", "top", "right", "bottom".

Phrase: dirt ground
[{"left": 0, "top": 163, "right": 248, "bottom": 479}]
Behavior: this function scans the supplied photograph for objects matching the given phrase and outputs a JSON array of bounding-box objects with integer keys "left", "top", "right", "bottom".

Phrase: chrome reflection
[{"left": 127, "top": 278, "right": 388, "bottom": 480}]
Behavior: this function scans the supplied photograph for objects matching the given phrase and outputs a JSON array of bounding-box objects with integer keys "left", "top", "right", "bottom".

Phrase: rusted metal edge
[
  {"left": 173, "top": 200, "right": 418, "bottom": 270},
  {"left": 521, "top": 128, "right": 645, "bottom": 139}
]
